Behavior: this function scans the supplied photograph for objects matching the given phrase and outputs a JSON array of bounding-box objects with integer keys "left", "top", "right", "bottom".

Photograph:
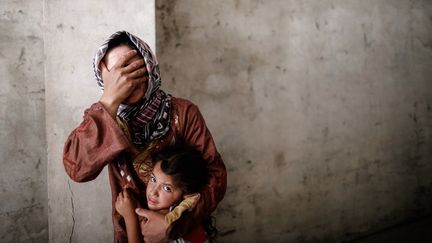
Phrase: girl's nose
[{"left": 150, "top": 186, "right": 159, "bottom": 197}]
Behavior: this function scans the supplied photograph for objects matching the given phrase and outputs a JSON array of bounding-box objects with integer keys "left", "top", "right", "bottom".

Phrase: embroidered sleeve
[{"left": 63, "top": 102, "right": 130, "bottom": 182}]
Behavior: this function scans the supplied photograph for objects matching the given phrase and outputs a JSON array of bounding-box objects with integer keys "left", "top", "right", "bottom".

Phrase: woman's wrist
[{"left": 99, "top": 96, "right": 120, "bottom": 118}]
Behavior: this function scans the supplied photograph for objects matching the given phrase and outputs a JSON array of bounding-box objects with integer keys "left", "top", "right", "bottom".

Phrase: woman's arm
[
  {"left": 116, "top": 189, "right": 144, "bottom": 243},
  {"left": 180, "top": 102, "right": 227, "bottom": 220},
  {"left": 63, "top": 102, "right": 130, "bottom": 182}
]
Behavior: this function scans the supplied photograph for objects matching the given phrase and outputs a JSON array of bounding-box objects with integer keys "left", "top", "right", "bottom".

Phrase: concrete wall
[
  {"left": 0, "top": 1, "right": 48, "bottom": 242},
  {"left": 44, "top": 1, "right": 155, "bottom": 242},
  {"left": 1, "top": 0, "right": 431, "bottom": 242},
  {"left": 156, "top": 1, "right": 432, "bottom": 242}
]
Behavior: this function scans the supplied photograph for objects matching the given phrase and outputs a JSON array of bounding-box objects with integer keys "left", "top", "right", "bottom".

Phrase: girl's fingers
[{"left": 123, "top": 189, "right": 130, "bottom": 198}]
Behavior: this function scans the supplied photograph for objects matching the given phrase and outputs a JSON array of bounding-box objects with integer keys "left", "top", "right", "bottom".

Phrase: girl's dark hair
[
  {"left": 153, "top": 145, "right": 217, "bottom": 241},
  {"left": 155, "top": 146, "right": 209, "bottom": 195}
]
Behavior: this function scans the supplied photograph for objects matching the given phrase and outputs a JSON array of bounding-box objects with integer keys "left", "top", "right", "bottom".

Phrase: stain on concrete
[
  {"left": 18, "top": 47, "right": 25, "bottom": 61},
  {"left": 274, "top": 151, "right": 286, "bottom": 168},
  {"left": 156, "top": 0, "right": 181, "bottom": 55},
  {"left": 35, "top": 158, "right": 41, "bottom": 169},
  {"left": 219, "top": 228, "right": 236, "bottom": 236},
  {"left": 67, "top": 181, "right": 75, "bottom": 243}
]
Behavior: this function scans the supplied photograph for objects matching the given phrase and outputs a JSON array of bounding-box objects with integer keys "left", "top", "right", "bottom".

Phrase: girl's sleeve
[
  {"left": 180, "top": 102, "right": 227, "bottom": 220},
  {"left": 63, "top": 102, "right": 130, "bottom": 182}
]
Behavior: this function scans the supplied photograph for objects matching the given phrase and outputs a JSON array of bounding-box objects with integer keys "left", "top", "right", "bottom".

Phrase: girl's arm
[
  {"left": 115, "top": 189, "right": 144, "bottom": 243},
  {"left": 124, "top": 216, "right": 143, "bottom": 243}
]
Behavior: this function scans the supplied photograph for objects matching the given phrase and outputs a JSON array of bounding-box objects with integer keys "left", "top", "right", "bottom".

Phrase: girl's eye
[
  {"left": 150, "top": 176, "right": 156, "bottom": 183},
  {"left": 163, "top": 186, "right": 172, "bottom": 192}
]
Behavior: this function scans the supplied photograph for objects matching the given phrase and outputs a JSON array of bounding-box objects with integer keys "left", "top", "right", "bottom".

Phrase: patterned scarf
[{"left": 93, "top": 31, "right": 171, "bottom": 149}]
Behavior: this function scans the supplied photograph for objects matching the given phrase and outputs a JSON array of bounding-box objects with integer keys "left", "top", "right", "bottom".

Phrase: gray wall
[
  {"left": 1, "top": 0, "right": 431, "bottom": 243},
  {"left": 0, "top": 1, "right": 48, "bottom": 242},
  {"left": 156, "top": 0, "right": 432, "bottom": 242}
]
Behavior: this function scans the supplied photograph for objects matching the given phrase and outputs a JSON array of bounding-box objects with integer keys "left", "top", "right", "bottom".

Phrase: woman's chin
[
  {"left": 123, "top": 86, "right": 146, "bottom": 105},
  {"left": 123, "top": 96, "right": 143, "bottom": 105}
]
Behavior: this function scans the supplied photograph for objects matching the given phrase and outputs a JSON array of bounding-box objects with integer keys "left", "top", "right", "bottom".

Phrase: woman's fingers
[
  {"left": 113, "top": 50, "right": 138, "bottom": 69},
  {"left": 128, "top": 66, "right": 148, "bottom": 79},
  {"left": 123, "top": 59, "right": 145, "bottom": 73},
  {"left": 100, "top": 61, "right": 109, "bottom": 79},
  {"left": 130, "top": 77, "right": 146, "bottom": 90}
]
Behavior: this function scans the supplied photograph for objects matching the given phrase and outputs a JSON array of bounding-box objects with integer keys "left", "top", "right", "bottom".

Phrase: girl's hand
[{"left": 115, "top": 188, "right": 138, "bottom": 220}]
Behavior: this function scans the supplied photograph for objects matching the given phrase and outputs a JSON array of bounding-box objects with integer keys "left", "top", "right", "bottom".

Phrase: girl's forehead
[{"left": 152, "top": 162, "right": 176, "bottom": 185}]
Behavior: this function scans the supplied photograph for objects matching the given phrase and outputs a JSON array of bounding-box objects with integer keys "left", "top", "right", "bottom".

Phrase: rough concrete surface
[
  {"left": 0, "top": 1, "right": 48, "bottom": 242},
  {"left": 1, "top": 0, "right": 432, "bottom": 242},
  {"left": 156, "top": 1, "right": 432, "bottom": 242}
]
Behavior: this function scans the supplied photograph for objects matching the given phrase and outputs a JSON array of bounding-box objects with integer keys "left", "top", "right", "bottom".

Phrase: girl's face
[{"left": 146, "top": 161, "right": 183, "bottom": 213}]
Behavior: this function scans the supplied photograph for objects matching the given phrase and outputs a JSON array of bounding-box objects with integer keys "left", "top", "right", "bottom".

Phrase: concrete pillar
[
  {"left": 44, "top": 1, "right": 155, "bottom": 242},
  {"left": 0, "top": 1, "right": 47, "bottom": 242}
]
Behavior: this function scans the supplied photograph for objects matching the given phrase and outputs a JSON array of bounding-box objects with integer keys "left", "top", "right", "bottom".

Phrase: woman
[{"left": 63, "top": 31, "right": 226, "bottom": 243}]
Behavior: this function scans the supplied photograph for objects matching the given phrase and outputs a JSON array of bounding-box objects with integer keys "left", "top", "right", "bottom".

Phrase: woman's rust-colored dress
[{"left": 63, "top": 97, "right": 227, "bottom": 242}]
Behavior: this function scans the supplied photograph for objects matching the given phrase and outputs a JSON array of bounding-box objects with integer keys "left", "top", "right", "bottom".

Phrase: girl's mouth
[{"left": 147, "top": 197, "right": 157, "bottom": 205}]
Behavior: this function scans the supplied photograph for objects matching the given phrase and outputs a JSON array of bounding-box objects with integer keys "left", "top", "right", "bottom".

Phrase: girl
[{"left": 115, "top": 146, "right": 216, "bottom": 243}]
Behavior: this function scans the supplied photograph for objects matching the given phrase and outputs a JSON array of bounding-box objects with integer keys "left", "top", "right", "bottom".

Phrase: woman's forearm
[{"left": 63, "top": 102, "right": 130, "bottom": 182}]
